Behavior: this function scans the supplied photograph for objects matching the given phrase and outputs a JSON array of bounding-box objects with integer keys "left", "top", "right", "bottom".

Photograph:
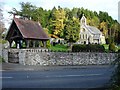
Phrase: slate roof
[
  {"left": 84, "top": 25, "right": 102, "bottom": 34},
  {"left": 84, "top": 25, "right": 102, "bottom": 39},
  {"left": 7, "top": 18, "right": 49, "bottom": 40}
]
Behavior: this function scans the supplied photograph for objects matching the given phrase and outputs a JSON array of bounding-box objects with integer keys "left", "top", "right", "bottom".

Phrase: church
[{"left": 77, "top": 14, "right": 106, "bottom": 44}]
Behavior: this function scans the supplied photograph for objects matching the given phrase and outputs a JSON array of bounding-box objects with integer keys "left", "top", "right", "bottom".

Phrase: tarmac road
[{"left": 1, "top": 64, "right": 115, "bottom": 89}]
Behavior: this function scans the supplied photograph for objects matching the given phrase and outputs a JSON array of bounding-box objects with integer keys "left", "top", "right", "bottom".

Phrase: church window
[
  {"left": 81, "top": 34, "right": 83, "bottom": 39},
  {"left": 83, "top": 34, "right": 85, "bottom": 39}
]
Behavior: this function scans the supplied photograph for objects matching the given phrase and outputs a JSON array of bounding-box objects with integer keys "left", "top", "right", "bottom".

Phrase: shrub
[
  {"left": 39, "top": 41, "right": 44, "bottom": 47},
  {"left": 72, "top": 44, "right": 105, "bottom": 52},
  {"left": 46, "top": 40, "right": 51, "bottom": 48},
  {"left": 109, "top": 43, "right": 116, "bottom": 52}
]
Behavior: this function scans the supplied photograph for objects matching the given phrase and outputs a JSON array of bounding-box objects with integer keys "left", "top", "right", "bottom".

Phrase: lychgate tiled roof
[{"left": 8, "top": 18, "right": 49, "bottom": 40}]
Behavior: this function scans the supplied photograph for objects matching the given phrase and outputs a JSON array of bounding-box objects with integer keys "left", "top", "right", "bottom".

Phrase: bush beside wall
[
  {"left": 109, "top": 43, "right": 116, "bottom": 52},
  {"left": 72, "top": 44, "right": 105, "bottom": 52}
]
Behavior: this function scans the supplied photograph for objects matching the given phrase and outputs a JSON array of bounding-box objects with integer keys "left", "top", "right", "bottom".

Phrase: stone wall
[
  {"left": 2, "top": 49, "right": 8, "bottom": 63},
  {"left": 0, "top": 44, "right": 2, "bottom": 57},
  {"left": 19, "top": 49, "right": 118, "bottom": 66},
  {"left": 2, "top": 49, "right": 118, "bottom": 66}
]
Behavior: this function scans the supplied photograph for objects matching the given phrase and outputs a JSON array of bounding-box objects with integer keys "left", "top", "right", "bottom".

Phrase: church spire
[{"left": 80, "top": 14, "right": 86, "bottom": 25}]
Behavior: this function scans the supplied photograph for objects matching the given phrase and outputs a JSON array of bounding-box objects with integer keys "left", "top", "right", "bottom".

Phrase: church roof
[
  {"left": 6, "top": 18, "right": 49, "bottom": 40},
  {"left": 83, "top": 25, "right": 102, "bottom": 39},
  {"left": 84, "top": 25, "right": 102, "bottom": 35}
]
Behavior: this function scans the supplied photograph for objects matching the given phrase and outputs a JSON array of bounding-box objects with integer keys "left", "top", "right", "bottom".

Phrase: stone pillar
[
  {"left": 33, "top": 41, "right": 36, "bottom": 48},
  {"left": 19, "top": 40, "right": 23, "bottom": 48},
  {"left": 15, "top": 41, "right": 17, "bottom": 48},
  {"left": 2, "top": 49, "right": 8, "bottom": 63},
  {"left": 27, "top": 40, "right": 30, "bottom": 48},
  {"left": 19, "top": 49, "right": 25, "bottom": 65}
]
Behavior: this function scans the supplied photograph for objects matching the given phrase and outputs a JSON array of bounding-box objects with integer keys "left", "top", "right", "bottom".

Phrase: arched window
[{"left": 81, "top": 34, "right": 83, "bottom": 39}]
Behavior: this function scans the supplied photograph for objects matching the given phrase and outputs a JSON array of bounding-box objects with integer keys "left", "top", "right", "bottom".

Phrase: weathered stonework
[
  {"left": 2, "top": 49, "right": 118, "bottom": 66},
  {"left": 2, "top": 49, "right": 8, "bottom": 63}
]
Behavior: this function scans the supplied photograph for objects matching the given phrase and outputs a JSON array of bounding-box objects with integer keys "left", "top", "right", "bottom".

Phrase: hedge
[{"left": 72, "top": 44, "right": 105, "bottom": 52}]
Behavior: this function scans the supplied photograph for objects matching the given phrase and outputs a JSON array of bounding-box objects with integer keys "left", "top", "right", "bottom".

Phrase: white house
[{"left": 77, "top": 14, "right": 106, "bottom": 44}]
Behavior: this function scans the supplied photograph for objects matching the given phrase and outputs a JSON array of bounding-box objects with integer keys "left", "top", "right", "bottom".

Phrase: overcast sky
[{"left": 0, "top": 0, "right": 119, "bottom": 29}]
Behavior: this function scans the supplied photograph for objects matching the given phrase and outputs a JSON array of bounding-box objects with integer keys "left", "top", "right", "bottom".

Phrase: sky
[{"left": 0, "top": 0, "right": 120, "bottom": 29}]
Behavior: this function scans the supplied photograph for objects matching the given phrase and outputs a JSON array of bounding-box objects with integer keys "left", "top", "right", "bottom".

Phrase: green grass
[{"left": 49, "top": 44, "right": 69, "bottom": 52}]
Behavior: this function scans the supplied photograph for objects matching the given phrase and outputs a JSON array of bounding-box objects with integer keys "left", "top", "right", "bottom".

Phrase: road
[{"left": 1, "top": 65, "right": 114, "bottom": 89}]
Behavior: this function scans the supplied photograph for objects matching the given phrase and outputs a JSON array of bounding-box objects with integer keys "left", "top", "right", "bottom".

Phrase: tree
[
  {"left": 32, "top": 7, "right": 46, "bottom": 27},
  {"left": 71, "top": 8, "right": 78, "bottom": 18},
  {"left": 9, "top": 2, "right": 50, "bottom": 28},
  {"left": 110, "top": 22, "right": 120, "bottom": 44},
  {"left": 116, "top": 23, "right": 120, "bottom": 44},
  {"left": 64, "top": 17, "right": 80, "bottom": 46},
  {"left": 109, "top": 42, "right": 116, "bottom": 52},
  {"left": 0, "top": 8, "right": 5, "bottom": 38},
  {"left": 50, "top": 7, "right": 66, "bottom": 37},
  {"left": 87, "top": 16, "right": 100, "bottom": 27},
  {"left": 99, "top": 21, "right": 108, "bottom": 38},
  {"left": 9, "top": 2, "right": 36, "bottom": 19},
  {"left": 19, "top": 2, "right": 36, "bottom": 19}
]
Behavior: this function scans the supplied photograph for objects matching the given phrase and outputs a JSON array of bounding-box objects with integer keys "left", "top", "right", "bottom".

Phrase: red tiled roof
[{"left": 13, "top": 18, "right": 49, "bottom": 40}]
